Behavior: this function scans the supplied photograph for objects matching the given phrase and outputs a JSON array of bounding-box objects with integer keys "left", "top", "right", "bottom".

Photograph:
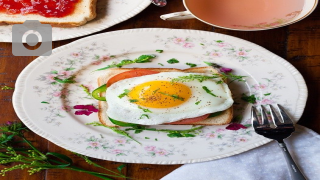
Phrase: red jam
[{"left": 0, "top": 0, "right": 80, "bottom": 18}]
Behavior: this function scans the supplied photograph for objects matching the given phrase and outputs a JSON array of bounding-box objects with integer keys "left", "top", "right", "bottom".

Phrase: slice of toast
[
  {"left": 0, "top": 0, "right": 97, "bottom": 27},
  {"left": 98, "top": 67, "right": 233, "bottom": 127}
]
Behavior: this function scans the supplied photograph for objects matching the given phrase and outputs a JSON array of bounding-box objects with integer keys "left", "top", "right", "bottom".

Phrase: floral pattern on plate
[{"left": 13, "top": 29, "right": 307, "bottom": 164}]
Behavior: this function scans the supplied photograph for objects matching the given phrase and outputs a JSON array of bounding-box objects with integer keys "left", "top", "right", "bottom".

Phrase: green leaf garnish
[
  {"left": 80, "top": 84, "right": 91, "bottom": 97},
  {"left": 0, "top": 121, "right": 129, "bottom": 179},
  {"left": 117, "top": 164, "right": 126, "bottom": 173},
  {"left": 140, "top": 114, "right": 149, "bottom": 119},
  {"left": 202, "top": 86, "right": 218, "bottom": 97},
  {"left": 171, "top": 74, "right": 220, "bottom": 83},
  {"left": 129, "top": 99, "right": 139, "bottom": 103},
  {"left": 53, "top": 76, "right": 76, "bottom": 84},
  {"left": 1, "top": 86, "right": 14, "bottom": 90},
  {"left": 203, "top": 61, "right": 221, "bottom": 68},
  {"left": 153, "top": 88, "right": 160, "bottom": 94},
  {"left": 159, "top": 92, "right": 185, "bottom": 101},
  {"left": 118, "top": 89, "right": 131, "bottom": 99},
  {"left": 241, "top": 94, "right": 257, "bottom": 104},
  {"left": 87, "top": 122, "right": 141, "bottom": 145},
  {"left": 220, "top": 72, "right": 246, "bottom": 84},
  {"left": 138, "top": 106, "right": 152, "bottom": 113},
  {"left": 95, "top": 54, "right": 156, "bottom": 71},
  {"left": 156, "top": 50, "right": 163, "bottom": 53},
  {"left": 167, "top": 58, "right": 179, "bottom": 64},
  {"left": 208, "top": 111, "right": 223, "bottom": 118},
  {"left": 186, "top": 63, "right": 197, "bottom": 67},
  {"left": 195, "top": 101, "right": 201, "bottom": 105}
]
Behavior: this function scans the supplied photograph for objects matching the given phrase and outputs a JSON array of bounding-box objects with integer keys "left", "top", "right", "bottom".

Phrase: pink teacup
[{"left": 161, "top": 0, "right": 318, "bottom": 31}]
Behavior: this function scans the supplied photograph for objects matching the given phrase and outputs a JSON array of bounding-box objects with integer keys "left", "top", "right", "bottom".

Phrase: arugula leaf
[
  {"left": 241, "top": 94, "right": 257, "bottom": 104},
  {"left": 138, "top": 106, "right": 152, "bottom": 113},
  {"left": 186, "top": 63, "right": 197, "bottom": 67},
  {"left": 87, "top": 122, "right": 141, "bottom": 145},
  {"left": 95, "top": 54, "right": 156, "bottom": 71},
  {"left": 208, "top": 111, "right": 223, "bottom": 118},
  {"left": 140, "top": 114, "right": 149, "bottom": 119},
  {"left": 171, "top": 74, "right": 220, "bottom": 83},
  {"left": 1, "top": 86, "right": 14, "bottom": 90},
  {"left": 159, "top": 92, "right": 185, "bottom": 101},
  {"left": 203, "top": 61, "right": 221, "bottom": 68},
  {"left": 202, "top": 86, "right": 218, "bottom": 97},
  {"left": 195, "top": 101, "right": 201, "bottom": 105},
  {"left": 167, "top": 58, "right": 179, "bottom": 64},
  {"left": 53, "top": 76, "right": 76, "bottom": 84},
  {"left": 156, "top": 50, "right": 163, "bottom": 53},
  {"left": 118, "top": 89, "right": 130, "bottom": 99},
  {"left": 80, "top": 84, "right": 91, "bottom": 97}
]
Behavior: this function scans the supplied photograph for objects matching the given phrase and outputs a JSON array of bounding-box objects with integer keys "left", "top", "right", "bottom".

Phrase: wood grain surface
[{"left": 0, "top": 1, "right": 320, "bottom": 180}]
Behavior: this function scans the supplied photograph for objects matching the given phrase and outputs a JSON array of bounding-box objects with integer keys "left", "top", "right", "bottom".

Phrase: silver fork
[{"left": 251, "top": 104, "right": 307, "bottom": 180}]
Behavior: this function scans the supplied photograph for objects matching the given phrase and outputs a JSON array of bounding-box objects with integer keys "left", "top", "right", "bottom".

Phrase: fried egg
[{"left": 106, "top": 72, "right": 233, "bottom": 125}]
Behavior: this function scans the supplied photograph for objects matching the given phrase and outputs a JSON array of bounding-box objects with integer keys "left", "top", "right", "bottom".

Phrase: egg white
[{"left": 106, "top": 72, "right": 233, "bottom": 125}]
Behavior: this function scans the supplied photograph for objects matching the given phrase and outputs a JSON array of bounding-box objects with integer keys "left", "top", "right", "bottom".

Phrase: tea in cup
[{"left": 161, "top": 0, "right": 318, "bottom": 31}]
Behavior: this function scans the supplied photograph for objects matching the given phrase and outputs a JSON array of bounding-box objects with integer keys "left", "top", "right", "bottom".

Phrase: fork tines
[{"left": 251, "top": 104, "right": 294, "bottom": 129}]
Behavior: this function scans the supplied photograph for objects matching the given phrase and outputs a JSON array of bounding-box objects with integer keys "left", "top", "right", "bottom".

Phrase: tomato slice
[
  {"left": 106, "top": 69, "right": 160, "bottom": 87},
  {"left": 166, "top": 114, "right": 210, "bottom": 125}
]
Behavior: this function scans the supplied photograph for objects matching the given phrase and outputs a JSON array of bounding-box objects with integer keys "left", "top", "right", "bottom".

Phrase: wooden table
[{"left": 1, "top": 1, "right": 320, "bottom": 180}]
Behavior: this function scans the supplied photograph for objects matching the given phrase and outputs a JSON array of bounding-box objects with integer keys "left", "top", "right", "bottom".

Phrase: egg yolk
[{"left": 128, "top": 81, "right": 191, "bottom": 108}]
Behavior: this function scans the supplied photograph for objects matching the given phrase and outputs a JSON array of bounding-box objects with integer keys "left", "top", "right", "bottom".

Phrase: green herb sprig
[
  {"left": 0, "top": 122, "right": 128, "bottom": 179},
  {"left": 95, "top": 54, "right": 156, "bottom": 71},
  {"left": 241, "top": 94, "right": 257, "bottom": 104},
  {"left": 167, "top": 58, "right": 179, "bottom": 64},
  {"left": 1, "top": 86, "right": 14, "bottom": 90},
  {"left": 202, "top": 86, "right": 218, "bottom": 97},
  {"left": 158, "top": 92, "right": 185, "bottom": 101},
  {"left": 171, "top": 74, "right": 220, "bottom": 83},
  {"left": 118, "top": 89, "right": 130, "bottom": 99}
]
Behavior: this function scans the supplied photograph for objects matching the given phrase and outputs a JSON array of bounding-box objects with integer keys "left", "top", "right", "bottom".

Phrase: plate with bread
[
  {"left": 0, "top": 0, "right": 151, "bottom": 42},
  {"left": 13, "top": 28, "right": 307, "bottom": 164}
]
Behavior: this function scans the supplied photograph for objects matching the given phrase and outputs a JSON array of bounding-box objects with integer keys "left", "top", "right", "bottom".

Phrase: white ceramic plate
[
  {"left": 13, "top": 29, "right": 307, "bottom": 164},
  {"left": 0, "top": 0, "right": 151, "bottom": 42}
]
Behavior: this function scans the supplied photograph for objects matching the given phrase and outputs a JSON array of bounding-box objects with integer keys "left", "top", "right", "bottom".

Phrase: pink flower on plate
[
  {"left": 260, "top": 99, "right": 273, "bottom": 105},
  {"left": 236, "top": 137, "right": 248, "bottom": 143},
  {"left": 114, "top": 139, "right": 126, "bottom": 144},
  {"left": 71, "top": 52, "right": 81, "bottom": 58},
  {"left": 100, "top": 55, "right": 111, "bottom": 61},
  {"left": 88, "top": 142, "right": 99, "bottom": 147},
  {"left": 237, "top": 50, "right": 248, "bottom": 57},
  {"left": 216, "top": 128, "right": 226, "bottom": 133},
  {"left": 92, "top": 60, "right": 102, "bottom": 65},
  {"left": 253, "top": 84, "right": 267, "bottom": 90},
  {"left": 156, "top": 149, "right": 168, "bottom": 156},
  {"left": 183, "top": 42, "right": 195, "bottom": 48},
  {"left": 210, "top": 52, "right": 222, "bottom": 57},
  {"left": 173, "top": 37, "right": 185, "bottom": 44},
  {"left": 53, "top": 91, "right": 62, "bottom": 97},
  {"left": 217, "top": 42, "right": 228, "bottom": 47},
  {"left": 144, "top": 146, "right": 156, "bottom": 152},
  {"left": 111, "top": 149, "right": 123, "bottom": 154},
  {"left": 46, "top": 74, "right": 57, "bottom": 83},
  {"left": 58, "top": 71, "right": 72, "bottom": 78},
  {"left": 61, "top": 105, "right": 71, "bottom": 112},
  {"left": 205, "top": 133, "right": 216, "bottom": 139}
]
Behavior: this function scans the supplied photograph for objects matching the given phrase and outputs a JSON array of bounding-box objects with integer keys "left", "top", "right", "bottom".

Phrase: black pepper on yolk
[{"left": 128, "top": 81, "right": 191, "bottom": 108}]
